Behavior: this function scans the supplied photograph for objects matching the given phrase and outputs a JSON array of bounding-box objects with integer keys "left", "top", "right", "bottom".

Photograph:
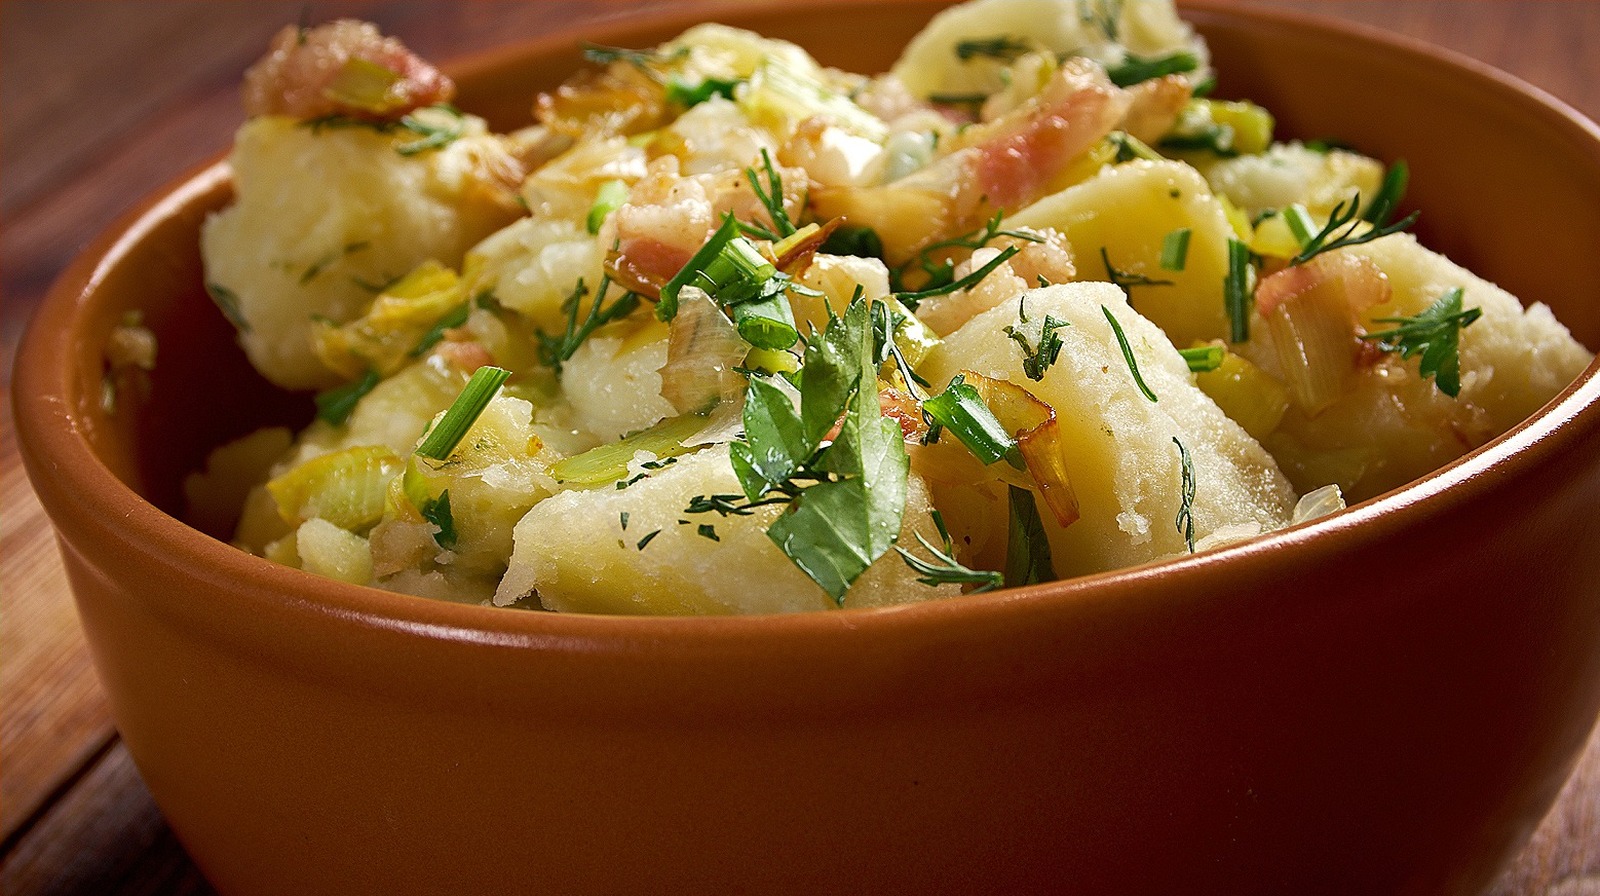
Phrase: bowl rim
[{"left": 13, "top": 0, "right": 1600, "bottom": 658}]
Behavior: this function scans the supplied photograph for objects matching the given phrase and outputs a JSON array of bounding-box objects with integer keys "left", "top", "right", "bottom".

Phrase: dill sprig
[
  {"left": 896, "top": 510, "right": 1003, "bottom": 592},
  {"left": 1290, "top": 192, "right": 1418, "bottom": 267},
  {"left": 1360, "top": 286, "right": 1480, "bottom": 397},
  {"left": 536, "top": 276, "right": 641, "bottom": 372}
]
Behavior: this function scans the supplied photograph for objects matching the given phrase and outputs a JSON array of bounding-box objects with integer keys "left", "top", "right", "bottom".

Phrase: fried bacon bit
[
  {"left": 879, "top": 387, "right": 929, "bottom": 441},
  {"left": 243, "top": 20, "right": 453, "bottom": 121},
  {"left": 435, "top": 339, "right": 494, "bottom": 374},
  {"left": 1118, "top": 74, "right": 1193, "bottom": 145}
]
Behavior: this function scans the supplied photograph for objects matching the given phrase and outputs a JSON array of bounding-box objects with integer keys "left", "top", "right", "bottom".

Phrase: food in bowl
[{"left": 191, "top": 0, "right": 1592, "bottom": 614}]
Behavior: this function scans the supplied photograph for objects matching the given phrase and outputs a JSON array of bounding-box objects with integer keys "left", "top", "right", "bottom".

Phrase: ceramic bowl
[{"left": 14, "top": 2, "right": 1600, "bottom": 893}]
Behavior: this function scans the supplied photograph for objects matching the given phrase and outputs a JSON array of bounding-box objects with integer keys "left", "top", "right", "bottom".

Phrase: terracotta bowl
[{"left": 13, "top": 2, "right": 1600, "bottom": 893}]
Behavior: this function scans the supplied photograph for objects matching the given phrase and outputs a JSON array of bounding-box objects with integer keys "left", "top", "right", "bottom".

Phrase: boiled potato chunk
[
  {"left": 923, "top": 282, "right": 1298, "bottom": 579},
  {"left": 463, "top": 217, "right": 604, "bottom": 333},
  {"left": 202, "top": 115, "right": 520, "bottom": 388},
  {"left": 561, "top": 322, "right": 678, "bottom": 443},
  {"left": 1200, "top": 142, "right": 1383, "bottom": 220},
  {"left": 1239, "top": 236, "right": 1594, "bottom": 499},
  {"left": 1009, "top": 160, "right": 1237, "bottom": 346},
  {"left": 495, "top": 446, "right": 959, "bottom": 614},
  {"left": 890, "top": 0, "right": 1205, "bottom": 100}
]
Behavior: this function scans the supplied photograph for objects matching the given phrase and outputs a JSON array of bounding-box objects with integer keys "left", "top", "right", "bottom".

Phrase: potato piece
[
  {"left": 1238, "top": 235, "right": 1594, "bottom": 499},
  {"left": 462, "top": 216, "right": 603, "bottom": 333},
  {"left": 1009, "top": 160, "right": 1238, "bottom": 346},
  {"left": 495, "top": 446, "right": 959, "bottom": 614},
  {"left": 202, "top": 115, "right": 521, "bottom": 388},
  {"left": 922, "top": 282, "right": 1298, "bottom": 579},
  {"left": 889, "top": 0, "right": 1205, "bottom": 101},
  {"left": 1199, "top": 142, "right": 1382, "bottom": 220},
  {"left": 295, "top": 518, "right": 373, "bottom": 585},
  {"left": 561, "top": 323, "right": 678, "bottom": 443}
]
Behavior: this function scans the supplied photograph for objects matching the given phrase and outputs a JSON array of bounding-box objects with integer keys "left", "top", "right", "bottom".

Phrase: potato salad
[{"left": 195, "top": 0, "right": 1593, "bottom": 613}]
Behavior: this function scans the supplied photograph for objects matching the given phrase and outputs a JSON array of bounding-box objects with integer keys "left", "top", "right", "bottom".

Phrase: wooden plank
[{"left": 0, "top": 741, "right": 214, "bottom": 896}]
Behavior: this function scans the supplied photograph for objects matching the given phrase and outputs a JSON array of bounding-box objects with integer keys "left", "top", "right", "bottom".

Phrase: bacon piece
[{"left": 243, "top": 20, "right": 453, "bottom": 121}]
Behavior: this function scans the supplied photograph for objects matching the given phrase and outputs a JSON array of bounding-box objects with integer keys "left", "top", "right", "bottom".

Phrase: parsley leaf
[
  {"left": 421, "top": 489, "right": 456, "bottom": 550},
  {"left": 1360, "top": 287, "right": 1480, "bottom": 396},
  {"left": 1003, "top": 485, "right": 1054, "bottom": 588}
]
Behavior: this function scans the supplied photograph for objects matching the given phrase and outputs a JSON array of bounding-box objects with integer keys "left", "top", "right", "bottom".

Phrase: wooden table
[{"left": 2, "top": 2, "right": 1596, "bottom": 892}]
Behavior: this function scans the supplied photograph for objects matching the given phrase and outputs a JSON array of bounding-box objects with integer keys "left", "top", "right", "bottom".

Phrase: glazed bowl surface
[{"left": 13, "top": 2, "right": 1600, "bottom": 894}]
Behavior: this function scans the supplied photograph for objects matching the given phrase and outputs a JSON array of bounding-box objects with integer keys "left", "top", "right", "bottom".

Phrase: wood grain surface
[{"left": 2, "top": 2, "right": 1596, "bottom": 893}]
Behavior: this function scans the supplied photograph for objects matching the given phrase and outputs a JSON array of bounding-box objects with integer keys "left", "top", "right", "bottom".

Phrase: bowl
[{"left": 13, "top": 2, "right": 1600, "bottom": 893}]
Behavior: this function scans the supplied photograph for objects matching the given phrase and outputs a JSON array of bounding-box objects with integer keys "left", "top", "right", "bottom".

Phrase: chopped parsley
[
  {"left": 421, "top": 489, "right": 456, "bottom": 550},
  {"left": 1004, "top": 315, "right": 1070, "bottom": 382},
  {"left": 313, "top": 368, "right": 381, "bottom": 426},
  {"left": 1360, "top": 286, "right": 1480, "bottom": 397}
]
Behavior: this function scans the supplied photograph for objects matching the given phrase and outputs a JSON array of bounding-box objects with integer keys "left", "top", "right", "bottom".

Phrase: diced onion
[
  {"left": 1257, "top": 253, "right": 1390, "bottom": 416},
  {"left": 659, "top": 287, "right": 747, "bottom": 414}
]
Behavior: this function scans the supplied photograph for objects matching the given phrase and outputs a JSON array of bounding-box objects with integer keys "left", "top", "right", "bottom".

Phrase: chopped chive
[
  {"left": 313, "top": 368, "right": 381, "bottom": 425},
  {"left": 620, "top": 511, "right": 630, "bottom": 531},
  {"left": 409, "top": 302, "right": 471, "bottom": 357},
  {"left": 730, "top": 287, "right": 800, "bottom": 350},
  {"left": 954, "top": 36, "right": 1031, "bottom": 62},
  {"left": 1003, "top": 485, "right": 1053, "bottom": 588},
  {"left": 1102, "top": 305, "right": 1157, "bottom": 402},
  {"left": 1177, "top": 344, "right": 1225, "bottom": 373},
  {"left": 414, "top": 366, "right": 510, "bottom": 460},
  {"left": 205, "top": 282, "right": 250, "bottom": 331},
  {"left": 1105, "top": 51, "right": 1198, "bottom": 88},
  {"left": 696, "top": 523, "right": 721, "bottom": 542},
  {"left": 921, "top": 375, "right": 1023, "bottom": 468},
  {"left": 1224, "top": 237, "right": 1254, "bottom": 343},
  {"left": 1364, "top": 159, "right": 1409, "bottom": 226},
  {"left": 894, "top": 244, "right": 1019, "bottom": 310},
  {"left": 586, "top": 179, "right": 629, "bottom": 235},
  {"left": 1282, "top": 204, "right": 1317, "bottom": 250},
  {"left": 1159, "top": 228, "right": 1191, "bottom": 271},
  {"left": 658, "top": 214, "right": 741, "bottom": 321},
  {"left": 820, "top": 224, "right": 884, "bottom": 260}
]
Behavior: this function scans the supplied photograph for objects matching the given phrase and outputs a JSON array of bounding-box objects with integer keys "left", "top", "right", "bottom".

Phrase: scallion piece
[
  {"left": 1224, "top": 238, "right": 1254, "bottom": 343},
  {"left": 414, "top": 366, "right": 511, "bottom": 460},
  {"left": 586, "top": 179, "right": 629, "bottom": 235},
  {"left": 1106, "top": 51, "right": 1198, "bottom": 88},
  {"left": 1178, "top": 344, "right": 1225, "bottom": 373},
  {"left": 1282, "top": 204, "right": 1317, "bottom": 250},
  {"left": 1159, "top": 228, "right": 1191, "bottom": 271},
  {"left": 730, "top": 290, "right": 799, "bottom": 350},
  {"left": 314, "top": 368, "right": 381, "bottom": 426},
  {"left": 658, "top": 214, "right": 776, "bottom": 321},
  {"left": 921, "top": 375, "right": 1022, "bottom": 468}
]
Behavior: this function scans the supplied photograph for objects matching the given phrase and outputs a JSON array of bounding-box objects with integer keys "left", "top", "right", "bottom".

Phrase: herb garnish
[
  {"left": 414, "top": 366, "right": 510, "bottom": 460},
  {"left": 1101, "top": 247, "right": 1174, "bottom": 293},
  {"left": 313, "top": 368, "right": 380, "bottom": 425},
  {"left": 536, "top": 276, "right": 641, "bottom": 372},
  {"left": 1004, "top": 315, "right": 1069, "bottom": 381},
  {"left": 1363, "top": 159, "right": 1410, "bottom": 227},
  {"left": 1360, "top": 286, "right": 1480, "bottom": 396},
  {"left": 1160, "top": 228, "right": 1191, "bottom": 271},
  {"left": 896, "top": 510, "right": 1003, "bottom": 592},
  {"left": 894, "top": 245, "right": 1020, "bottom": 311},
  {"left": 1004, "top": 485, "right": 1054, "bottom": 588},
  {"left": 665, "top": 76, "right": 741, "bottom": 108},
  {"left": 1102, "top": 305, "right": 1157, "bottom": 402},
  {"left": 1223, "top": 237, "right": 1254, "bottom": 343},
  {"left": 636, "top": 529, "right": 662, "bottom": 550},
  {"left": 954, "top": 36, "right": 1032, "bottom": 62},
  {"left": 587, "top": 179, "right": 629, "bottom": 235},
  {"left": 205, "top": 281, "right": 250, "bottom": 331},
  {"left": 581, "top": 42, "right": 688, "bottom": 76},
  {"left": 302, "top": 104, "right": 465, "bottom": 157},
  {"left": 1289, "top": 192, "right": 1418, "bottom": 267},
  {"left": 744, "top": 148, "right": 798, "bottom": 239},
  {"left": 409, "top": 302, "right": 471, "bottom": 357},
  {"left": 1177, "top": 344, "right": 1224, "bottom": 373},
  {"left": 922, "top": 374, "right": 1024, "bottom": 468},
  {"left": 893, "top": 212, "right": 1040, "bottom": 294},
  {"left": 421, "top": 490, "right": 456, "bottom": 550},
  {"left": 1173, "top": 437, "right": 1196, "bottom": 552},
  {"left": 1105, "top": 51, "right": 1199, "bottom": 88},
  {"left": 693, "top": 298, "right": 909, "bottom": 604},
  {"left": 820, "top": 224, "right": 885, "bottom": 260},
  {"left": 1079, "top": 0, "right": 1123, "bottom": 41}
]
